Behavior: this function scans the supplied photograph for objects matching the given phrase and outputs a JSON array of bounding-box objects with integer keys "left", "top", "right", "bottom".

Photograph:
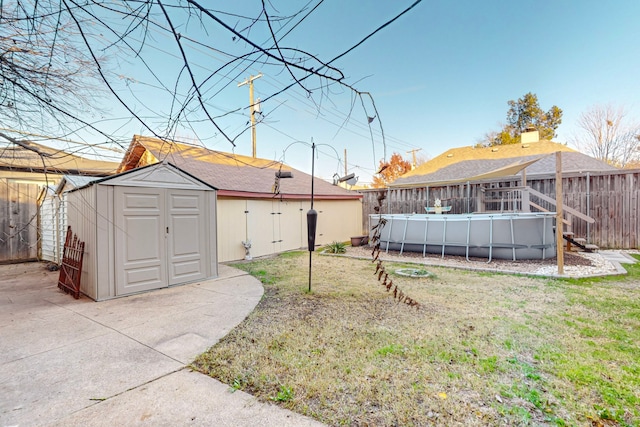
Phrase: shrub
[{"left": 324, "top": 241, "right": 347, "bottom": 254}]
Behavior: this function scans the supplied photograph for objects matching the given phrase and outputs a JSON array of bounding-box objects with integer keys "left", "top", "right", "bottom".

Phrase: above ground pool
[{"left": 370, "top": 212, "right": 557, "bottom": 261}]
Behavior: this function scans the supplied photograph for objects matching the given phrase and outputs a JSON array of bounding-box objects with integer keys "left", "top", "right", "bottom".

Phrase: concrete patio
[{"left": 0, "top": 262, "right": 323, "bottom": 426}]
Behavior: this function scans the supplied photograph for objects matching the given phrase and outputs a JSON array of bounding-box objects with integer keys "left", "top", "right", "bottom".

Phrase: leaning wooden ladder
[{"left": 58, "top": 226, "right": 85, "bottom": 299}]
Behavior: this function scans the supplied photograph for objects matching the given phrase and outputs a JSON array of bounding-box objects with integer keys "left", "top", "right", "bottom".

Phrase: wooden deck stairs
[
  {"left": 502, "top": 186, "right": 600, "bottom": 254},
  {"left": 562, "top": 231, "right": 599, "bottom": 253},
  {"left": 477, "top": 186, "right": 600, "bottom": 253}
]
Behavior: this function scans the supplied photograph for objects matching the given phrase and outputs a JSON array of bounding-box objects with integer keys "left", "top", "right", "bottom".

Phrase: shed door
[
  {"left": 167, "top": 190, "right": 206, "bottom": 285},
  {"left": 115, "top": 187, "right": 167, "bottom": 295}
]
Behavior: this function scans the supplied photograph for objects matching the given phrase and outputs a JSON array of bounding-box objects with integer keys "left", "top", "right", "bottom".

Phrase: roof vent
[
  {"left": 491, "top": 147, "right": 499, "bottom": 152},
  {"left": 447, "top": 153, "right": 454, "bottom": 158},
  {"left": 275, "top": 171, "right": 293, "bottom": 178}
]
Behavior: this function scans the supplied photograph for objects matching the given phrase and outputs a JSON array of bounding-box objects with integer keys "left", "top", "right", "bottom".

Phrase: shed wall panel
[
  {"left": 65, "top": 186, "right": 98, "bottom": 300},
  {"left": 207, "top": 191, "right": 218, "bottom": 277},
  {"left": 96, "top": 185, "right": 115, "bottom": 301}
]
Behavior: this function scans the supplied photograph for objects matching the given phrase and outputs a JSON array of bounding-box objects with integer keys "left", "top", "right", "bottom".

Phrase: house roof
[
  {"left": 392, "top": 140, "right": 618, "bottom": 187},
  {"left": 117, "top": 135, "right": 361, "bottom": 200},
  {"left": 0, "top": 140, "right": 119, "bottom": 176}
]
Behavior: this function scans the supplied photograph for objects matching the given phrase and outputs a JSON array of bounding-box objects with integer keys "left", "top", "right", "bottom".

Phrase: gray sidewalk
[{"left": 0, "top": 262, "right": 323, "bottom": 427}]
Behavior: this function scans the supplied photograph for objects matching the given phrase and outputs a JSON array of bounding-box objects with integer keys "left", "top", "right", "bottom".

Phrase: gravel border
[{"left": 327, "top": 245, "right": 630, "bottom": 279}]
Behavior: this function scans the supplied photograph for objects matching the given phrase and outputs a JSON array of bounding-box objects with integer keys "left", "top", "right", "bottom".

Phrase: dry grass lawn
[{"left": 192, "top": 251, "right": 640, "bottom": 426}]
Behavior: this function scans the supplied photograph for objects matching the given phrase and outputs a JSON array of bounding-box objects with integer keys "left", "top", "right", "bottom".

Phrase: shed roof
[
  {"left": 0, "top": 140, "right": 119, "bottom": 176},
  {"left": 392, "top": 140, "right": 618, "bottom": 187},
  {"left": 70, "top": 161, "right": 217, "bottom": 193},
  {"left": 118, "top": 135, "right": 361, "bottom": 200},
  {"left": 55, "top": 175, "right": 101, "bottom": 194}
]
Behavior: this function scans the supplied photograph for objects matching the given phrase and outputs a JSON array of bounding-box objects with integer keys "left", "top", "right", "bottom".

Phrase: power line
[
  {"left": 3, "top": 2, "right": 425, "bottom": 176},
  {"left": 116, "top": 3, "right": 420, "bottom": 154}
]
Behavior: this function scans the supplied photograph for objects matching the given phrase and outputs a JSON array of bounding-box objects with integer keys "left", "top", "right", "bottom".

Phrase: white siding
[
  {"left": 206, "top": 191, "right": 218, "bottom": 278},
  {"left": 58, "top": 193, "right": 68, "bottom": 263},
  {"left": 39, "top": 191, "right": 59, "bottom": 262}
]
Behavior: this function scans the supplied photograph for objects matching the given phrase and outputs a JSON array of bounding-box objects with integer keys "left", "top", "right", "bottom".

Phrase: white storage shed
[{"left": 66, "top": 162, "right": 218, "bottom": 301}]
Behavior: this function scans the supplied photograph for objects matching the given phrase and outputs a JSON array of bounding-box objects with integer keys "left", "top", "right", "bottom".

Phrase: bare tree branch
[
  {"left": 573, "top": 104, "right": 640, "bottom": 168},
  {"left": 1, "top": 0, "right": 420, "bottom": 168}
]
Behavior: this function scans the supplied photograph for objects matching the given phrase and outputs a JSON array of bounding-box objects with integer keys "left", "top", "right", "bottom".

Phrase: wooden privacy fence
[
  {"left": 360, "top": 169, "right": 640, "bottom": 249},
  {"left": 0, "top": 180, "right": 40, "bottom": 263}
]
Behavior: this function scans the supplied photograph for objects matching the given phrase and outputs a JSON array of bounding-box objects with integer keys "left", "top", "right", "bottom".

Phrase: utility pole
[
  {"left": 238, "top": 73, "right": 263, "bottom": 158},
  {"left": 406, "top": 148, "right": 422, "bottom": 169},
  {"left": 344, "top": 148, "right": 348, "bottom": 176}
]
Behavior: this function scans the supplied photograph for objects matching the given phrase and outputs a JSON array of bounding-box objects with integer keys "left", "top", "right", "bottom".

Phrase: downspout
[
  {"left": 242, "top": 200, "right": 252, "bottom": 260},
  {"left": 245, "top": 200, "right": 249, "bottom": 242}
]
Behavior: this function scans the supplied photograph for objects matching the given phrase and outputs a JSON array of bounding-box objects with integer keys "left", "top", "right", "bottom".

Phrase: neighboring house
[
  {"left": 360, "top": 131, "right": 636, "bottom": 248},
  {"left": 0, "top": 140, "right": 119, "bottom": 263},
  {"left": 392, "top": 134, "right": 617, "bottom": 188},
  {"left": 117, "top": 135, "right": 363, "bottom": 262}
]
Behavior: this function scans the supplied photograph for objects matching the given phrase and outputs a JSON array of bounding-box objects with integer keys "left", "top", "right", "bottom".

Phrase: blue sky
[{"left": 64, "top": 1, "right": 640, "bottom": 184}]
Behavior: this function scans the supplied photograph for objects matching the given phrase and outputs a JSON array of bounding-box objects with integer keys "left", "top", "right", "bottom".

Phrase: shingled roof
[
  {"left": 118, "top": 135, "right": 361, "bottom": 200},
  {"left": 392, "top": 140, "right": 617, "bottom": 187},
  {"left": 0, "top": 140, "right": 119, "bottom": 176}
]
